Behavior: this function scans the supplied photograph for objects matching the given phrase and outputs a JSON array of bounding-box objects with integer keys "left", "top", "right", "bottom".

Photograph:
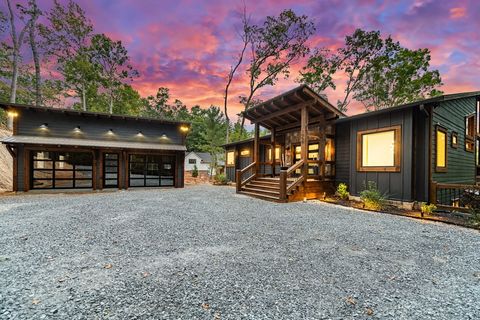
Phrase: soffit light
[
  {"left": 73, "top": 126, "right": 82, "bottom": 133},
  {"left": 137, "top": 131, "right": 144, "bottom": 137},
  {"left": 160, "top": 133, "right": 167, "bottom": 139},
  {"left": 107, "top": 129, "right": 114, "bottom": 135},
  {"left": 39, "top": 123, "right": 48, "bottom": 130}
]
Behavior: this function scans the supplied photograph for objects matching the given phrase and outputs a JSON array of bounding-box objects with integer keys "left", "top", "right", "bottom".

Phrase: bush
[
  {"left": 460, "top": 190, "right": 480, "bottom": 226},
  {"left": 336, "top": 183, "right": 349, "bottom": 200},
  {"left": 191, "top": 164, "right": 198, "bottom": 178},
  {"left": 360, "top": 181, "right": 386, "bottom": 211},
  {"left": 420, "top": 202, "right": 437, "bottom": 215},
  {"left": 213, "top": 173, "right": 228, "bottom": 185}
]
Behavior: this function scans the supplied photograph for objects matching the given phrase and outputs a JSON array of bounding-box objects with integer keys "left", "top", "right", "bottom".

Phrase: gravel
[{"left": 0, "top": 185, "right": 479, "bottom": 319}]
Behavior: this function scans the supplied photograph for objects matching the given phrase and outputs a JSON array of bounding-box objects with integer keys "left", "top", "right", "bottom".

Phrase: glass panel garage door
[
  {"left": 103, "top": 153, "right": 119, "bottom": 188},
  {"left": 129, "top": 154, "right": 175, "bottom": 187},
  {"left": 31, "top": 151, "right": 93, "bottom": 189}
]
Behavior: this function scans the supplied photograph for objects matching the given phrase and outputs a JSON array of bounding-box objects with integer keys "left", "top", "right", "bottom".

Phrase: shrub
[
  {"left": 336, "top": 183, "right": 350, "bottom": 200},
  {"left": 213, "top": 173, "right": 228, "bottom": 185},
  {"left": 191, "top": 164, "right": 198, "bottom": 178},
  {"left": 360, "top": 181, "right": 386, "bottom": 211},
  {"left": 420, "top": 202, "right": 437, "bottom": 215},
  {"left": 460, "top": 190, "right": 480, "bottom": 226}
]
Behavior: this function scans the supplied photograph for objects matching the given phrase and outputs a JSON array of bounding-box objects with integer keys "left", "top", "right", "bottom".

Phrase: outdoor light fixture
[
  {"left": 7, "top": 111, "right": 18, "bottom": 118},
  {"left": 39, "top": 123, "right": 48, "bottom": 130},
  {"left": 179, "top": 125, "right": 189, "bottom": 133},
  {"left": 160, "top": 133, "right": 167, "bottom": 139},
  {"left": 73, "top": 126, "right": 82, "bottom": 133},
  {"left": 107, "top": 129, "right": 114, "bottom": 135},
  {"left": 137, "top": 131, "right": 144, "bottom": 137}
]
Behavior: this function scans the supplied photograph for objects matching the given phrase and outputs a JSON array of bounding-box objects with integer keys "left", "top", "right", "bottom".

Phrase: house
[
  {"left": 0, "top": 102, "right": 190, "bottom": 191},
  {"left": 224, "top": 85, "right": 480, "bottom": 206},
  {"left": 185, "top": 151, "right": 224, "bottom": 176}
]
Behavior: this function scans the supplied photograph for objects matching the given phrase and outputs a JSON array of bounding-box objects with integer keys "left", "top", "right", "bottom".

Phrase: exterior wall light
[
  {"left": 179, "top": 125, "right": 189, "bottom": 133},
  {"left": 160, "top": 133, "right": 167, "bottom": 139},
  {"left": 7, "top": 111, "right": 18, "bottom": 118},
  {"left": 137, "top": 131, "right": 144, "bottom": 137},
  {"left": 39, "top": 123, "right": 48, "bottom": 130},
  {"left": 107, "top": 129, "right": 114, "bottom": 135},
  {"left": 73, "top": 126, "right": 82, "bottom": 133}
]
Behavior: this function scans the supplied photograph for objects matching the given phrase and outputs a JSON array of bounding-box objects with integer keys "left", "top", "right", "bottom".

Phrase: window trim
[
  {"left": 356, "top": 125, "right": 401, "bottom": 172},
  {"left": 435, "top": 125, "right": 448, "bottom": 173},
  {"left": 188, "top": 158, "right": 197, "bottom": 164},
  {"left": 451, "top": 131, "right": 458, "bottom": 148}
]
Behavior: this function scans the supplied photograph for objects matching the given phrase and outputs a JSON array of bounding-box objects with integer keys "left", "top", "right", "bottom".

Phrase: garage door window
[{"left": 129, "top": 154, "right": 175, "bottom": 187}]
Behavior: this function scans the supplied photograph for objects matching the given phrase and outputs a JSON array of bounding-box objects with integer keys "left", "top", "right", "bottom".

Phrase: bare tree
[{"left": 223, "top": 5, "right": 251, "bottom": 143}]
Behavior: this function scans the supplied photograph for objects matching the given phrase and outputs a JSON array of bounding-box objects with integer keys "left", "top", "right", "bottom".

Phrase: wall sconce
[
  {"left": 73, "top": 126, "right": 82, "bottom": 133},
  {"left": 7, "top": 111, "right": 18, "bottom": 118},
  {"left": 179, "top": 125, "right": 189, "bottom": 133},
  {"left": 160, "top": 133, "right": 167, "bottom": 139},
  {"left": 136, "top": 131, "right": 144, "bottom": 137},
  {"left": 39, "top": 123, "right": 48, "bottom": 130},
  {"left": 107, "top": 129, "right": 114, "bottom": 135}
]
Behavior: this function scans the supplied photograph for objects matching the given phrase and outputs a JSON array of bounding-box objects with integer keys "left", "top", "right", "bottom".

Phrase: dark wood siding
[
  {"left": 347, "top": 108, "right": 414, "bottom": 201},
  {"left": 16, "top": 109, "right": 183, "bottom": 145},
  {"left": 334, "top": 122, "right": 350, "bottom": 186},
  {"left": 431, "top": 97, "right": 477, "bottom": 185},
  {"left": 413, "top": 108, "right": 430, "bottom": 202}
]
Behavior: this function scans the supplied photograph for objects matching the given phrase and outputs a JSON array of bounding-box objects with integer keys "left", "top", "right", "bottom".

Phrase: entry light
[
  {"left": 39, "top": 123, "right": 48, "bottom": 130},
  {"left": 73, "top": 126, "right": 82, "bottom": 133},
  {"left": 179, "top": 125, "right": 189, "bottom": 133},
  {"left": 7, "top": 111, "right": 18, "bottom": 118}
]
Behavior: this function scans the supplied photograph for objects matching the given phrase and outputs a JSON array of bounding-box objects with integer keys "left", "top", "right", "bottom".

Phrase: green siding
[{"left": 432, "top": 97, "right": 477, "bottom": 184}]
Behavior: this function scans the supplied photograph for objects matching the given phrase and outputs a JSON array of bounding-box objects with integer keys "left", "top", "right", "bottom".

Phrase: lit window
[
  {"left": 267, "top": 146, "right": 281, "bottom": 162},
  {"left": 240, "top": 149, "right": 250, "bottom": 157},
  {"left": 226, "top": 151, "right": 235, "bottom": 166},
  {"left": 357, "top": 126, "right": 401, "bottom": 172},
  {"left": 466, "top": 115, "right": 475, "bottom": 138},
  {"left": 325, "top": 138, "right": 334, "bottom": 161},
  {"left": 451, "top": 132, "right": 458, "bottom": 148},
  {"left": 436, "top": 126, "right": 447, "bottom": 172}
]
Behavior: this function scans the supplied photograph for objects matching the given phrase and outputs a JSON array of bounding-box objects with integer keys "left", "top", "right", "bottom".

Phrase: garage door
[
  {"left": 31, "top": 151, "right": 93, "bottom": 189},
  {"left": 129, "top": 154, "right": 175, "bottom": 187}
]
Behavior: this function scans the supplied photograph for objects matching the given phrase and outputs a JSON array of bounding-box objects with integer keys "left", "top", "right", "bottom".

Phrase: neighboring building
[
  {"left": 184, "top": 151, "right": 224, "bottom": 175},
  {"left": 0, "top": 103, "right": 190, "bottom": 192},
  {"left": 224, "top": 85, "right": 480, "bottom": 204}
]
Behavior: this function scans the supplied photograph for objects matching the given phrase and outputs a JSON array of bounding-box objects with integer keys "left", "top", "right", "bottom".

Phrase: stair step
[
  {"left": 239, "top": 190, "right": 281, "bottom": 201},
  {"left": 247, "top": 182, "right": 280, "bottom": 190},
  {"left": 249, "top": 180, "right": 280, "bottom": 186},
  {"left": 242, "top": 186, "right": 280, "bottom": 196}
]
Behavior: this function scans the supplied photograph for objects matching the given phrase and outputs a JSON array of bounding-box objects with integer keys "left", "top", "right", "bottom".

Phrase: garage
[{"left": 129, "top": 154, "right": 175, "bottom": 187}]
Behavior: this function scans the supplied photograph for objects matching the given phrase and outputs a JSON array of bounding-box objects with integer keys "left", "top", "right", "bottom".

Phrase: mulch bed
[{"left": 321, "top": 196, "right": 480, "bottom": 231}]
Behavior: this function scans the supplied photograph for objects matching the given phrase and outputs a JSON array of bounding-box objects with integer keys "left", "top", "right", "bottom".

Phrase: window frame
[
  {"left": 356, "top": 125, "right": 402, "bottom": 172},
  {"left": 188, "top": 158, "right": 197, "bottom": 164},
  {"left": 451, "top": 131, "right": 458, "bottom": 148},
  {"left": 435, "top": 125, "right": 448, "bottom": 173},
  {"left": 226, "top": 151, "right": 235, "bottom": 167},
  {"left": 239, "top": 149, "right": 251, "bottom": 157}
]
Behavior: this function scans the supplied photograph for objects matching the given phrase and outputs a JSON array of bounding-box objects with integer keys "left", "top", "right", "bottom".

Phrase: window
[
  {"left": 103, "top": 153, "right": 119, "bottom": 188},
  {"left": 226, "top": 151, "right": 235, "bottom": 166},
  {"left": 325, "top": 137, "right": 335, "bottom": 161},
  {"left": 356, "top": 126, "right": 401, "bottom": 172},
  {"left": 188, "top": 159, "right": 197, "bottom": 164},
  {"left": 267, "top": 147, "right": 281, "bottom": 162},
  {"left": 129, "top": 154, "right": 175, "bottom": 187},
  {"left": 466, "top": 115, "right": 475, "bottom": 138},
  {"left": 436, "top": 126, "right": 447, "bottom": 172},
  {"left": 451, "top": 132, "right": 458, "bottom": 148},
  {"left": 240, "top": 149, "right": 250, "bottom": 157}
]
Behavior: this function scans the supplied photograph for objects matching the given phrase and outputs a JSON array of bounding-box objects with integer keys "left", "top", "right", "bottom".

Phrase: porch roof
[{"left": 243, "top": 85, "right": 346, "bottom": 130}]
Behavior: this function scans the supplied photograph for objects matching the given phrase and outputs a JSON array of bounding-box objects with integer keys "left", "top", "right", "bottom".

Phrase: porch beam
[
  {"left": 271, "top": 127, "right": 276, "bottom": 176},
  {"left": 248, "top": 99, "right": 314, "bottom": 123},
  {"left": 254, "top": 123, "right": 260, "bottom": 175}
]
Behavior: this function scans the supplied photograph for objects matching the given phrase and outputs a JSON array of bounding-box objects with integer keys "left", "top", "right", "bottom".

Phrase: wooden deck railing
[
  {"left": 236, "top": 162, "right": 256, "bottom": 192},
  {"left": 279, "top": 160, "right": 305, "bottom": 201},
  {"left": 430, "top": 181, "right": 480, "bottom": 213}
]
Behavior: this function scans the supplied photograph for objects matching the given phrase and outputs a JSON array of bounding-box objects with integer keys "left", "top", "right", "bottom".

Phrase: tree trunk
[
  {"left": 29, "top": 17, "right": 41, "bottom": 106},
  {"left": 7, "top": 0, "right": 19, "bottom": 103},
  {"left": 240, "top": 93, "right": 253, "bottom": 135},
  {"left": 109, "top": 91, "right": 114, "bottom": 114},
  {"left": 81, "top": 83, "right": 87, "bottom": 111}
]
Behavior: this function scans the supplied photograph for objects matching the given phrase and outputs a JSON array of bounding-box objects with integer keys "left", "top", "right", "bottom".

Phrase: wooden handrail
[
  {"left": 286, "top": 175, "right": 304, "bottom": 194},
  {"left": 240, "top": 161, "right": 256, "bottom": 174},
  {"left": 236, "top": 161, "right": 257, "bottom": 193},
  {"left": 286, "top": 160, "right": 304, "bottom": 175}
]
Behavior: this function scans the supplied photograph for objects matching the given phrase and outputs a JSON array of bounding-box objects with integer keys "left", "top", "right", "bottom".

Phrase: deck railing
[
  {"left": 236, "top": 162, "right": 256, "bottom": 192},
  {"left": 279, "top": 160, "right": 305, "bottom": 201},
  {"left": 430, "top": 181, "right": 480, "bottom": 213}
]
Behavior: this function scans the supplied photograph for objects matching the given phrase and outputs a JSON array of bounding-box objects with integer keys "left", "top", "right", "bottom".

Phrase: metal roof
[
  {"left": 0, "top": 102, "right": 190, "bottom": 126},
  {"left": 1, "top": 135, "right": 187, "bottom": 151}
]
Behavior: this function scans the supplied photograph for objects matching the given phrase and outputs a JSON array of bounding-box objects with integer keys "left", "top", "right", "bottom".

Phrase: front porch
[{"left": 229, "top": 85, "right": 345, "bottom": 202}]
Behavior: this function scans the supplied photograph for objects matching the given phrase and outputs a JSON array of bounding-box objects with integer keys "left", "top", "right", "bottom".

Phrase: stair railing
[
  {"left": 236, "top": 161, "right": 256, "bottom": 193},
  {"left": 279, "top": 159, "right": 305, "bottom": 201}
]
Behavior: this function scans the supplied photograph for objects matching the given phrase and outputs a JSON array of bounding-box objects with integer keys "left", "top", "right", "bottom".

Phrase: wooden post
[
  {"left": 236, "top": 169, "right": 242, "bottom": 193},
  {"left": 271, "top": 127, "right": 276, "bottom": 176},
  {"left": 300, "top": 105, "right": 309, "bottom": 180},
  {"left": 279, "top": 169, "right": 287, "bottom": 201},
  {"left": 254, "top": 123, "right": 260, "bottom": 176},
  {"left": 429, "top": 181, "right": 437, "bottom": 205},
  {"left": 318, "top": 115, "right": 326, "bottom": 179}
]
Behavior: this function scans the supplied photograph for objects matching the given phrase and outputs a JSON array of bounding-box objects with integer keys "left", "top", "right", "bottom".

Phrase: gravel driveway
[{"left": 0, "top": 185, "right": 479, "bottom": 319}]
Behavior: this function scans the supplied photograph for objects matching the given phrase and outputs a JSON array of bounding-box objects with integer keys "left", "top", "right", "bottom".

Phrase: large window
[
  {"left": 129, "top": 154, "right": 175, "bottom": 187},
  {"left": 465, "top": 115, "right": 475, "bottom": 152},
  {"left": 267, "top": 146, "right": 281, "bottom": 162},
  {"left": 436, "top": 126, "right": 447, "bottom": 172},
  {"left": 31, "top": 151, "right": 93, "bottom": 189},
  {"left": 357, "top": 126, "right": 401, "bottom": 172}
]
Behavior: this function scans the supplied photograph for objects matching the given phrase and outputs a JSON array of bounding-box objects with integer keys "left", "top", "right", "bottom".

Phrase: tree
[
  {"left": 18, "top": 0, "right": 42, "bottom": 106},
  {"left": 354, "top": 42, "right": 442, "bottom": 111},
  {"left": 90, "top": 33, "right": 138, "bottom": 114},
  {"left": 191, "top": 164, "right": 198, "bottom": 178},
  {"left": 229, "top": 118, "right": 252, "bottom": 142},
  {"left": 240, "top": 9, "right": 315, "bottom": 132},
  {"left": 40, "top": 0, "right": 95, "bottom": 110},
  {"left": 223, "top": 4, "right": 252, "bottom": 143},
  {"left": 141, "top": 87, "right": 189, "bottom": 120},
  {"left": 200, "top": 106, "right": 227, "bottom": 176}
]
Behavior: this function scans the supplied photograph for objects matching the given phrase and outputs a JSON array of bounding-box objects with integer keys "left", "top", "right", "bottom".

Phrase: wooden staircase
[{"left": 239, "top": 177, "right": 297, "bottom": 202}]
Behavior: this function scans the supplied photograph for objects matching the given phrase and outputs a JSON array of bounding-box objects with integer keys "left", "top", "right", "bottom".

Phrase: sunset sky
[{"left": 6, "top": 0, "right": 480, "bottom": 119}]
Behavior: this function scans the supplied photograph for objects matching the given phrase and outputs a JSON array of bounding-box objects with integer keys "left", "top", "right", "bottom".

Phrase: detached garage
[{"left": 0, "top": 103, "right": 189, "bottom": 192}]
